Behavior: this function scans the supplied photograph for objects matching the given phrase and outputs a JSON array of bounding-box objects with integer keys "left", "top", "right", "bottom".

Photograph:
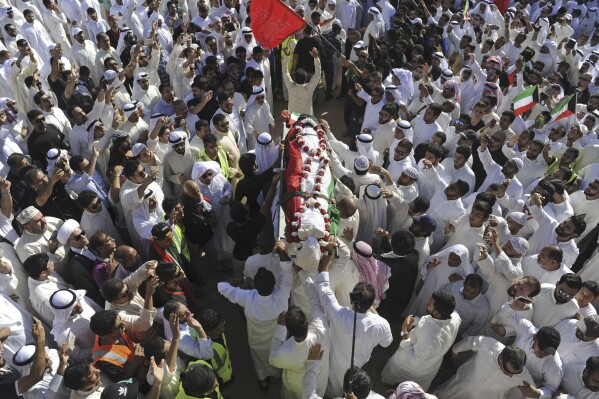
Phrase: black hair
[
  {"left": 464, "top": 273, "right": 484, "bottom": 290},
  {"left": 431, "top": 291, "right": 456, "bottom": 319},
  {"left": 391, "top": 231, "right": 416, "bottom": 255},
  {"left": 123, "top": 159, "right": 141, "bottom": 179},
  {"left": 583, "top": 281, "right": 599, "bottom": 297},
  {"left": 426, "top": 144, "right": 443, "bottom": 159},
  {"left": 196, "top": 309, "right": 223, "bottom": 332},
  {"left": 501, "top": 345, "right": 527, "bottom": 371},
  {"left": 163, "top": 300, "right": 183, "bottom": 320},
  {"left": 342, "top": 367, "right": 372, "bottom": 399},
  {"left": 254, "top": 267, "right": 276, "bottom": 296},
  {"left": 156, "top": 262, "right": 178, "bottom": 282},
  {"left": 472, "top": 201, "right": 492, "bottom": 218},
  {"left": 558, "top": 273, "right": 583, "bottom": 290},
  {"left": 475, "top": 192, "right": 496, "bottom": 207},
  {"left": 238, "top": 153, "right": 257, "bottom": 176},
  {"left": 545, "top": 245, "right": 563, "bottom": 264},
  {"left": 455, "top": 145, "right": 472, "bottom": 159},
  {"left": 202, "top": 133, "right": 217, "bottom": 146},
  {"left": 63, "top": 362, "right": 92, "bottom": 390},
  {"left": 285, "top": 305, "right": 308, "bottom": 338},
  {"left": 76, "top": 190, "right": 98, "bottom": 209},
  {"left": 101, "top": 278, "right": 125, "bottom": 302},
  {"left": 454, "top": 180, "right": 470, "bottom": 197},
  {"left": 144, "top": 337, "right": 167, "bottom": 362},
  {"left": 23, "top": 253, "right": 50, "bottom": 279},
  {"left": 571, "top": 215, "right": 587, "bottom": 236},
  {"left": 351, "top": 282, "right": 376, "bottom": 313},
  {"left": 162, "top": 197, "right": 181, "bottom": 215},
  {"left": 89, "top": 310, "right": 119, "bottom": 336},
  {"left": 69, "top": 155, "right": 86, "bottom": 172}
]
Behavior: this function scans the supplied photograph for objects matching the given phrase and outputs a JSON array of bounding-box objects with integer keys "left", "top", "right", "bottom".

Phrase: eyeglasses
[
  {"left": 73, "top": 230, "right": 86, "bottom": 241},
  {"left": 557, "top": 287, "right": 574, "bottom": 300},
  {"left": 136, "top": 170, "right": 146, "bottom": 178},
  {"left": 34, "top": 117, "right": 46, "bottom": 124},
  {"left": 112, "top": 322, "right": 126, "bottom": 333}
]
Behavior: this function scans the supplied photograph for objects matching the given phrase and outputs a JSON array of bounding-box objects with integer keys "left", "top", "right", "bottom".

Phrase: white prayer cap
[
  {"left": 257, "top": 132, "right": 272, "bottom": 145},
  {"left": 17, "top": 206, "right": 40, "bottom": 225},
  {"left": 564, "top": 13, "right": 572, "bottom": 20},
  {"left": 168, "top": 130, "right": 186, "bottom": 144},
  {"left": 57, "top": 219, "right": 80, "bottom": 245},
  {"left": 132, "top": 143, "right": 146, "bottom": 157},
  {"left": 295, "top": 5, "right": 305, "bottom": 11},
  {"left": 398, "top": 120, "right": 411, "bottom": 129},
  {"left": 327, "top": 0, "right": 336, "bottom": 4},
  {"left": 509, "top": 237, "right": 529, "bottom": 256},
  {"left": 103, "top": 70, "right": 118, "bottom": 81},
  {"left": 71, "top": 27, "right": 83, "bottom": 37},
  {"left": 512, "top": 157, "right": 524, "bottom": 171},
  {"left": 353, "top": 40, "right": 366, "bottom": 48},
  {"left": 357, "top": 133, "right": 373, "bottom": 143},
  {"left": 48, "top": 43, "right": 57, "bottom": 53},
  {"left": 410, "top": 17, "right": 423, "bottom": 25},
  {"left": 50, "top": 288, "right": 78, "bottom": 309},
  {"left": 13, "top": 345, "right": 36, "bottom": 366},
  {"left": 441, "top": 68, "right": 454, "bottom": 78},
  {"left": 507, "top": 212, "right": 528, "bottom": 226},
  {"left": 403, "top": 166, "right": 418, "bottom": 180},
  {"left": 354, "top": 155, "right": 369, "bottom": 171},
  {"left": 211, "top": 16, "right": 222, "bottom": 23},
  {"left": 122, "top": 102, "right": 137, "bottom": 118},
  {"left": 364, "top": 184, "right": 382, "bottom": 199},
  {"left": 136, "top": 72, "right": 149, "bottom": 81}
]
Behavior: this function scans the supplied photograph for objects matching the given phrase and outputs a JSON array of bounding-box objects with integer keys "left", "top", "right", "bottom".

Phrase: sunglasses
[
  {"left": 73, "top": 230, "right": 86, "bottom": 241},
  {"left": 557, "top": 287, "right": 574, "bottom": 300}
]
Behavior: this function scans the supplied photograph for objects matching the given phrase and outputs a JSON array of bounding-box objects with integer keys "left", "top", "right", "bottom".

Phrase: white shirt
[
  {"left": 527, "top": 204, "right": 579, "bottom": 265},
  {"left": 532, "top": 284, "right": 579, "bottom": 328},
  {"left": 411, "top": 115, "right": 442, "bottom": 147},
  {"left": 357, "top": 90, "right": 385, "bottom": 132},
  {"left": 27, "top": 273, "right": 69, "bottom": 326},
  {"left": 522, "top": 255, "right": 573, "bottom": 285},
  {"left": 555, "top": 318, "right": 599, "bottom": 367},
  {"left": 433, "top": 336, "right": 534, "bottom": 399},
  {"left": 315, "top": 271, "right": 392, "bottom": 397}
]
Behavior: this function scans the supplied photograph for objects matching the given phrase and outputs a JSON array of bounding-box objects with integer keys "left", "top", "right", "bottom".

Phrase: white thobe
[
  {"left": 244, "top": 253, "right": 280, "bottom": 283},
  {"left": 514, "top": 156, "right": 547, "bottom": 190},
  {"left": 440, "top": 281, "right": 490, "bottom": 338},
  {"left": 315, "top": 271, "right": 392, "bottom": 397},
  {"left": 27, "top": 273, "right": 69, "bottom": 326},
  {"left": 570, "top": 191, "right": 599, "bottom": 242},
  {"left": 555, "top": 318, "right": 599, "bottom": 367},
  {"left": 282, "top": 57, "right": 321, "bottom": 116},
  {"left": 0, "top": 272, "right": 33, "bottom": 367},
  {"left": 505, "top": 311, "right": 563, "bottom": 399},
  {"left": 411, "top": 115, "right": 442, "bottom": 147},
  {"left": 440, "top": 161, "right": 476, "bottom": 196},
  {"left": 218, "top": 260, "right": 293, "bottom": 380},
  {"left": 386, "top": 183, "right": 418, "bottom": 234},
  {"left": 357, "top": 90, "right": 385, "bottom": 132},
  {"left": 381, "top": 312, "right": 461, "bottom": 390},
  {"left": 243, "top": 102, "right": 274, "bottom": 151},
  {"left": 43, "top": 9, "right": 70, "bottom": 51},
  {"left": 270, "top": 271, "right": 329, "bottom": 399},
  {"left": 433, "top": 336, "right": 534, "bottom": 399},
  {"left": 441, "top": 216, "right": 485, "bottom": 261},
  {"left": 478, "top": 252, "right": 524, "bottom": 323},
  {"left": 532, "top": 284, "right": 579, "bottom": 327},
  {"left": 52, "top": 296, "right": 101, "bottom": 354},
  {"left": 522, "top": 255, "right": 573, "bottom": 285},
  {"left": 560, "top": 362, "right": 599, "bottom": 398},
  {"left": 15, "top": 217, "right": 66, "bottom": 264},
  {"left": 477, "top": 147, "right": 524, "bottom": 198},
  {"left": 527, "top": 204, "right": 580, "bottom": 265},
  {"left": 21, "top": 21, "right": 53, "bottom": 62},
  {"left": 387, "top": 157, "right": 415, "bottom": 183},
  {"left": 416, "top": 160, "right": 446, "bottom": 200},
  {"left": 372, "top": 120, "right": 397, "bottom": 154}
]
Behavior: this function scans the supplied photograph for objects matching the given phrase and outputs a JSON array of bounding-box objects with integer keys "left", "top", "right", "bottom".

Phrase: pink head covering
[
  {"left": 351, "top": 241, "right": 389, "bottom": 302},
  {"left": 443, "top": 79, "right": 461, "bottom": 103},
  {"left": 487, "top": 55, "right": 504, "bottom": 70}
]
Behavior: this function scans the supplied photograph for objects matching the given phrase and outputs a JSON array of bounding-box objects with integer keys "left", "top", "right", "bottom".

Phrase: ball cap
[
  {"left": 100, "top": 380, "right": 139, "bottom": 399},
  {"left": 412, "top": 215, "right": 437, "bottom": 233},
  {"left": 151, "top": 222, "right": 171, "bottom": 240}
]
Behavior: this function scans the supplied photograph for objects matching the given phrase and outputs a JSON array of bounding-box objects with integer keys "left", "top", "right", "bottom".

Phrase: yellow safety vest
[
  {"left": 175, "top": 360, "right": 223, "bottom": 399},
  {"left": 210, "top": 333, "right": 233, "bottom": 384},
  {"left": 281, "top": 36, "right": 296, "bottom": 71},
  {"left": 199, "top": 147, "right": 232, "bottom": 180},
  {"left": 165, "top": 220, "right": 191, "bottom": 262}
]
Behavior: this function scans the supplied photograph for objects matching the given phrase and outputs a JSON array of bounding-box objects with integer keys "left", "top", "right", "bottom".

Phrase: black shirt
[
  {"left": 23, "top": 182, "right": 82, "bottom": 221},
  {"left": 27, "top": 125, "right": 67, "bottom": 168},
  {"left": 293, "top": 37, "right": 321, "bottom": 74},
  {"left": 48, "top": 76, "right": 68, "bottom": 110},
  {"left": 226, "top": 212, "right": 266, "bottom": 261}
]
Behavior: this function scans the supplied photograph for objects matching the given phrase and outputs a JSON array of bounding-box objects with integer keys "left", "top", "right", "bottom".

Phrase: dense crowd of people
[{"left": 0, "top": 0, "right": 599, "bottom": 397}]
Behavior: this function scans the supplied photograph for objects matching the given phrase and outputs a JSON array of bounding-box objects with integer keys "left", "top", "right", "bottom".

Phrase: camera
[{"left": 349, "top": 290, "right": 363, "bottom": 304}]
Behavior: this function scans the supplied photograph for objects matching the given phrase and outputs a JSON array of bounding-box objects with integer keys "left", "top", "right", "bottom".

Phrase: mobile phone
[
  {"left": 50, "top": 230, "right": 58, "bottom": 242},
  {"left": 68, "top": 332, "right": 76, "bottom": 350},
  {"left": 566, "top": 38, "right": 577, "bottom": 49}
]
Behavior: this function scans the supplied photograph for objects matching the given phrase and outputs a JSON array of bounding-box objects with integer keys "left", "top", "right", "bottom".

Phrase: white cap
[
  {"left": 71, "top": 27, "right": 83, "bottom": 37},
  {"left": 103, "top": 70, "right": 118, "bottom": 81},
  {"left": 57, "top": 219, "right": 80, "bottom": 245},
  {"left": 132, "top": 143, "right": 146, "bottom": 157}
]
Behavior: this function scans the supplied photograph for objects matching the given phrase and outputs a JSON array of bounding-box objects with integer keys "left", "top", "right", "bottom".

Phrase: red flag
[{"left": 250, "top": 0, "right": 307, "bottom": 49}]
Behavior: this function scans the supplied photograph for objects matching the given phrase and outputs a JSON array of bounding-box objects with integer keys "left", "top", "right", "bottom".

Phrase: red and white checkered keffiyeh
[{"left": 351, "top": 241, "right": 389, "bottom": 303}]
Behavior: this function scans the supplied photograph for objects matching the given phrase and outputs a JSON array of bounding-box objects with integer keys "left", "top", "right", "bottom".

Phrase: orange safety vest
[{"left": 92, "top": 333, "right": 135, "bottom": 369}]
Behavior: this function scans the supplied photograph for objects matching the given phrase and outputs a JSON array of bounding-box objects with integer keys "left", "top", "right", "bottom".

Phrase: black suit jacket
[{"left": 65, "top": 251, "right": 104, "bottom": 307}]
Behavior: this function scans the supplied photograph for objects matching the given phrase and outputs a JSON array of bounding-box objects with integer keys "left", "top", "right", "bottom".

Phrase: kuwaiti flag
[
  {"left": 549, "top": 94, "right": 576, "bottom": 124},
  {"left": 513, "top": 85, "right": 539, "bottom": 115}
]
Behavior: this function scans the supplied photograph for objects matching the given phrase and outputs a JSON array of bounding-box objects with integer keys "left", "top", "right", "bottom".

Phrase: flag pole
[{"left": 308, "top": 24, "right": 344, "bottom": 57}]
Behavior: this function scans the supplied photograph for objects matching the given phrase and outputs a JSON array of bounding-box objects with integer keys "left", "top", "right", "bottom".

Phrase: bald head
[
  {"left": 184, "top": 180, "right": 201, "bottom": 201},
  {"left": 113, "top": 245, "right": 141, "bottom": 272},
  {"left": 337, "top": 196, "right": 357, "bottom": 219}
]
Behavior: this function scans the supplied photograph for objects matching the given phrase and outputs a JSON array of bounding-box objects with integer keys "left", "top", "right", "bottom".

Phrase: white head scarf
[
  {"left": 132, "top": 187, "right": 165, "bottom": 240},
  {"left": 46, "top": 148, "right": 69, "bottom": 176},
  {"left": 393, "top": 68, "right": 414, "bottom": 103},
  {"left": 356, "top": 133, "right": 377, "bottom": 161},
  {"left": 246, "top": 85, "right": 265, "bottom": 108},
  {"left": 421, "top": 244, "right": 473, "bottom": 280},
  {"left": 50, "top": 288, "right": 86, "bottom": 340},
  {"left": 255, "top": 132, "right": 279, "bottom": 173}
]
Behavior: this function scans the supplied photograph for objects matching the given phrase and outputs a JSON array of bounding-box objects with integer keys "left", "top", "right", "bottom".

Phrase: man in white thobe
[
  {"left": 522, "top": 245, "right": 572, "bottom": 285},
  {"left": 20, "top": 10, "right": 53, "bottom": 61},
  {"left": 315, "top": 237, "right": 392, "bottom": 397},
  {"left": 532, "top": 274, "right": 581, "bottom": 328},
  {"left": 555, "top": 315, "right": 599, "bottom": 367},
  {"left": 218, "top": 241, "right": 293, "bottom": 387},
  {"left": 433, "top": 336, "right": 533, "bottom": 399},
  {"left": 14, "top": 207, "right": 66, "bottom": 265},
  {"left": 560, "top": 356, "right": 599, "bottom": 398},
  {"left": 68, "top": 29, "right": 99, "bottom": 83},
  {"left": 381, "top": 291, "right": 461, "bottom": 390},
  {"left": 440, "top": 274, "right": 489, "bottom": 338},
  {"left": 269, "top": 270, "right": 329, "bottom": 399}
]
